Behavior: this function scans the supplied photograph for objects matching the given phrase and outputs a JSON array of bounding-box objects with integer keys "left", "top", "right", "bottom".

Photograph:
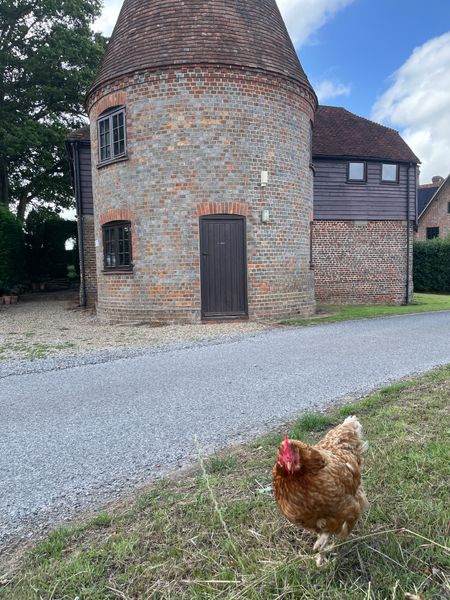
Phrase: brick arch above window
[
  {"left": 91, "top": 90, "right": 128, "bottom": 121},
  {"left": 195, "top": 201, "right": 249, "bottom": 217},
  {"left": 100, "top": 208, "right": 132, "bottom": 226}
]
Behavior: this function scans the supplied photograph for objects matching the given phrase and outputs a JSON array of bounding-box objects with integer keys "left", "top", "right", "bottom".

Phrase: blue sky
[
  {"left": 96, "top": 0, "right": 450, "bottom": 182},
  {"left": 299, "top": 0, "right": 450, "bottom": 117}
]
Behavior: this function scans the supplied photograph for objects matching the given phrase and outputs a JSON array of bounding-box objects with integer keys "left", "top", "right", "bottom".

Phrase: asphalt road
[{"left": 2, "top": 311, "right": 450, "bottom": 545}]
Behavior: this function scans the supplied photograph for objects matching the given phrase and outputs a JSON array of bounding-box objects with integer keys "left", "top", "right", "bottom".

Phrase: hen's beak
[{"left": 285, "top": 460, "right": 292, "bottom": 473}]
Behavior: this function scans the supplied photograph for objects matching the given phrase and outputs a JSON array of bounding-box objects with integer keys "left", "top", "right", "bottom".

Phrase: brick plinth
[
  {"left": 312, "top": 220, "right": 413, "bottom": 304},
  {"left": 88, "top": 66, "right": 316, "bottom": 323}
]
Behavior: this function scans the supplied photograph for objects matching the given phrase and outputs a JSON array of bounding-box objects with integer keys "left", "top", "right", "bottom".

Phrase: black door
[{"left": 200, "top": 215, "right": 248, "bottom": 318}]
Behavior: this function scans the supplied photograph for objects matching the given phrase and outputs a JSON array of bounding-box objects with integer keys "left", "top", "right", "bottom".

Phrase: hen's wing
[{"left": 316, "top": 415, "right": 368, "bottom": 465}]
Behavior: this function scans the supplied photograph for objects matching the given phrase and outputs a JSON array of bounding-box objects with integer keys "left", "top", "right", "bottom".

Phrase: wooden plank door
[{"left": 200, "top": 215, "right": 248, "bottom": 318}]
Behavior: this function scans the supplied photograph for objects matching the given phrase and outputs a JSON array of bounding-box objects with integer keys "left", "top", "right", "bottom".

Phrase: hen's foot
[{"left": 313, "top": 533, "right": 330, "bottom": 552}]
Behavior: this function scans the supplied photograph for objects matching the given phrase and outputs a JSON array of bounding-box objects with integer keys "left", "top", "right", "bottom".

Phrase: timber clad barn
[{"left": 67, "top": 0, "right": 419, "bottom": 324}]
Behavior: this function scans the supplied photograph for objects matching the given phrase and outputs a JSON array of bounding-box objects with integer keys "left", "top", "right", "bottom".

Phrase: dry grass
[{"left": 1, "top": 368, "right": 449, "bottom": 599}]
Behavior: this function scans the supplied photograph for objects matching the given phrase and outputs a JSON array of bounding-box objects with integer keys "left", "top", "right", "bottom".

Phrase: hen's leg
[{"left": 313, "top": 532, "right": 330, "bottom": 552}]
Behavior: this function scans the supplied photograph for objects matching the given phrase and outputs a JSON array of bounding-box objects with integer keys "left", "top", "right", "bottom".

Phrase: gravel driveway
[
  {"left": 1, "top": 311, "right": 450, "bottom": 551},
  {"left": 0, "top": 294, "right": 266, "bottom": 362}
]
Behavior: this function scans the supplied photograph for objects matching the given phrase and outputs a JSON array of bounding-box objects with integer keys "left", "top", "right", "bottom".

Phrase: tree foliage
[
  {"left": 0, "top": 0, "right": 107, "bottom": 219},
  {"left": 414, "top": 237, "right": 450, "bottom": 293},
  {"left": 0, "top": 205, "right": 25, "bottom": 292},
  {"left": 25, "top": 208, "right": 77, "bottom": 281}
]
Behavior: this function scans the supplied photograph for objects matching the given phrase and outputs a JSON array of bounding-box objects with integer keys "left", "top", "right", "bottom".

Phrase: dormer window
[
  {"left": 98, "top": 107, "right": 127, "bottom": 164},
  {"left": 348, "top": 162, "right": 366, "bottom": 182},
  {"left": 381, "top": 163, "right": 398, "bottom": 183}
]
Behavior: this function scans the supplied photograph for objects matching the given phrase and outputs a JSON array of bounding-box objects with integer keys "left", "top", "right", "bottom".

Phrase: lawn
[
  {"left": 283, "top": 293, "right": 450, "bottom": 326},
  {"left": 1, "top": 368, "right": 449, "bottom": 599}
]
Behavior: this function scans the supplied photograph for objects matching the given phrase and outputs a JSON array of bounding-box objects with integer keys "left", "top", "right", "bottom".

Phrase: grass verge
[
  {"left": 282, "top": 293, "right": 450, "bottom": 326},
  {"left": 1, "top": 368, "right": 449, "bottom": 599}
]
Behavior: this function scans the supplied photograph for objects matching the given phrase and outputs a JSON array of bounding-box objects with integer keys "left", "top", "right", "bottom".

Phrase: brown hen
[{"left": 272, "top": 415, "right": 369, "bottom": 562}]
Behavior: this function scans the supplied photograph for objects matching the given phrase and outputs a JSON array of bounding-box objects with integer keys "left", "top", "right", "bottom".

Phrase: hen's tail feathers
[{"left": 343, "top": 415, "right": 369, "bottom": 453}]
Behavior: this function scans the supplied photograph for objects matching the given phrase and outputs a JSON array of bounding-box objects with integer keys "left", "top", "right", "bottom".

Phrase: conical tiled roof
[{"left": 89, "top": 0, "right": 314, "bottom": 96}]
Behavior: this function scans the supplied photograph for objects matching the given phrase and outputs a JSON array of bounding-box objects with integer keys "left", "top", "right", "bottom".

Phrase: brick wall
[
  {"left": 416, "top": 181, "right": 450, "bottom": 240},
  {"left": 87, "top": 66, "right": 316, "bottom": 323},
  {"left": 312, "top": 220, "right": 413, "bottom": 304},
  {"left": 79, "top": 215, "right": 97, "bottom": 308}
]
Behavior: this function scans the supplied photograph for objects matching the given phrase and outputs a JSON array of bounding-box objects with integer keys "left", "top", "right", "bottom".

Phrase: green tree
[
  {"left": 0, "top": 205, "right": 25, "bottom": 292},
  {"left": 25, "top": 208, "right": 77, "bottom": 281},
  {"left": 0, "top": 0, "right": 107, "bottom": 219}
]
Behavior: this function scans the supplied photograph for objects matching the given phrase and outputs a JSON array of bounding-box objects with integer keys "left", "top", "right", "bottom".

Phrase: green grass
[
  {"left": 1, "top": 368, "right": 449, "bottom": 599},
  {"left": 283, "top": 292, "right": 450, "bottom": 326},
  {"left": 0, "top": 341, "right": 76, "bottom": 361}
]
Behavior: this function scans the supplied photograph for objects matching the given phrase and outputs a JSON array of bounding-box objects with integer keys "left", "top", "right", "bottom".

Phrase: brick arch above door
[{"left": 195, "top": 201, "right": 249, "bottom": 217}]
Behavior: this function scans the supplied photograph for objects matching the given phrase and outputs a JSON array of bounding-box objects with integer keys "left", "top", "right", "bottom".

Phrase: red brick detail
[
  {"left": 99, "top": 208, "right": 132, "bottom": 226},
  {"left": 195, "top": 201, "right": 249, "bottom": 217},
  {"left": 90, "top": 90, "right": 128, "bottom": 121}
]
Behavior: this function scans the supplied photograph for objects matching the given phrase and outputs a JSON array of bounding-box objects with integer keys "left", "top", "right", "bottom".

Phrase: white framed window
[
  {"left": 348, "top": 162, "right": 366, "bottom": 182},
  {"left": 381, "top": 163, "right": 398, "bottom": 183}
]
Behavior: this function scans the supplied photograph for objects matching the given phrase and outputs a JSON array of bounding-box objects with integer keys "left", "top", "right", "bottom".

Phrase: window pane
[
  {"left": 118, "top": 225, "right": 130, "bottom": 266},
  {"left": 382, "top": 164, "right": 397, "bottom": 181},
  {"left": 99, "top": 119, "right": 111, "bottom": 161},
  {"left": 112, "top": 111, "right": 125, "bottom": 157},
  {"left": 104, "top": 228, "right": 116, "bottom": 267},
  {"left": 349, "top": 162, "right": 365, "bottom": 180},
  {"left": 426, "top": 227, "right": 439, "bottom": 239}
]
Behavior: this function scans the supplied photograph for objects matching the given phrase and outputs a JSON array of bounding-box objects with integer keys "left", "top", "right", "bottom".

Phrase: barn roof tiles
[
  {"left": 89, "top": 0, "right": 313, "bottom": 96},
  {"left": 313, "top": 105, "right": 420, "bottom": 163}
]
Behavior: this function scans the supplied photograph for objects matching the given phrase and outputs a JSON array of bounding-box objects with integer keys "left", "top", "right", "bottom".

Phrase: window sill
[
  {"left": 102, "top": 269, "right": 134, "bottom": 275},
  {"left": 97, "top": 155, "right": 129, "bottom": 169}
]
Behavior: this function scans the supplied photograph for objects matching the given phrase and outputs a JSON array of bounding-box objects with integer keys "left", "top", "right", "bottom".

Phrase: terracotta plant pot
[{"left": 3, "top": 296, "right": 11, "bottom": 305}]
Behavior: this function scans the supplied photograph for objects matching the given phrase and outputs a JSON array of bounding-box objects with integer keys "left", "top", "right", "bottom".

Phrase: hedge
[
  {"left": 0, "top": 205, "right": 25, "bottom": 294},
  {"left": 414, "top": 237, "right": 450, "bottom": 293}
]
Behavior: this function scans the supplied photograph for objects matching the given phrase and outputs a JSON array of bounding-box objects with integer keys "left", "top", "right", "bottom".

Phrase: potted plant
[{"left": 0, "top": 282, "right": 9, "bottom": 305}]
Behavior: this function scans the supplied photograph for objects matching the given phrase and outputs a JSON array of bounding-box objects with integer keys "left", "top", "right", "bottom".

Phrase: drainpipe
[
  {"left": 73, "top": 142, "right": 87, "bottom": 307},
  {"left": 405, "top": 162, "right": 413, "bottom": 305}
]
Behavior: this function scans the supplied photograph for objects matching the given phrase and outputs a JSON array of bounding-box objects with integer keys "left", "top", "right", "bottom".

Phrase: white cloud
[
  {"left": 277, "top": 0, "right": 355, "bottom": 45},
  {"left": 372, "top": 31, "right": 450, "bottom": 183},
  {"left": 314, "top": 79, "right": 351, "bottom": 102},
  {"left": 93, "top": 0, "right": 122, "bottom": 35},
  {"left": 94, "top": 0, "right": 355, "bottom": 44}
]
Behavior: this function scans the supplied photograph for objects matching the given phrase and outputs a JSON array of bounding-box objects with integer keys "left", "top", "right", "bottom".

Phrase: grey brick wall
[{"left": 87, "top": 66, "right": 316, "bottom": 323}]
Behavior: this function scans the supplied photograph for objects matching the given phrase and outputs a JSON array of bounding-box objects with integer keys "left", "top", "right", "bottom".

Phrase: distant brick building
[
  {"left": 67, "top": 0, "right": 419, "bottom": 322},
  {"left": 416, "top": 175, "right": 450, "bottom": 241}
]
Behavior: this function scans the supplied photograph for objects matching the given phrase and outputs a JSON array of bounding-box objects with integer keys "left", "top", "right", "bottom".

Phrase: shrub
[
  {"left": 0, "top": 205, "right": 25, "bottom": 293},
  {"left": 414, "top": 237, "right": 450, "bottom": 293}
]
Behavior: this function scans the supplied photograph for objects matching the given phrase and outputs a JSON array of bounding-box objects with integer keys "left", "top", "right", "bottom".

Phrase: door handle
[{"left": 202, "top": 252, "right": 208, "bottom": 256}]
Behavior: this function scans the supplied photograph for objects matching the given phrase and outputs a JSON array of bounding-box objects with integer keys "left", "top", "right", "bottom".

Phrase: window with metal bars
[
  {"left": 102, "top": 221, "right": 132, "bottom": 271},
  {"left": 98, "top": 107, "right": 127, "bottom": 163}
]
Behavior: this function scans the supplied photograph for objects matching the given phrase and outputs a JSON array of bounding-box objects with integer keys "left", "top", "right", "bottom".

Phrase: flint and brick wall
[
  {"left": 87, "top": 66, "right": 316, "bottom": 323},
  {"left": 312, "top": 220, "right": 413, "bottom": 304},
  {"left": 416, "top": 182, "right": 450, "bottom": 240}
]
